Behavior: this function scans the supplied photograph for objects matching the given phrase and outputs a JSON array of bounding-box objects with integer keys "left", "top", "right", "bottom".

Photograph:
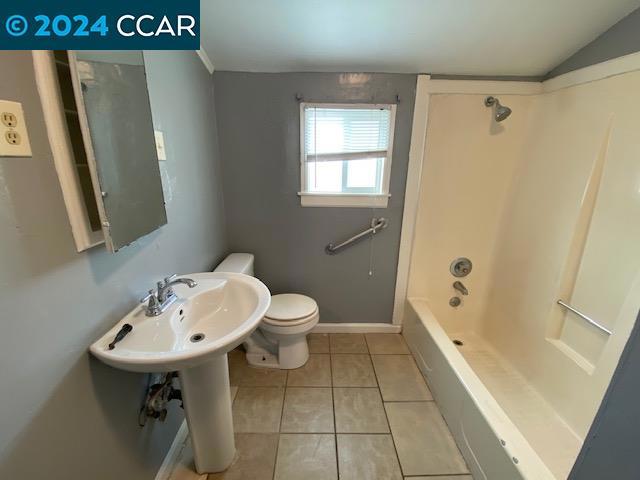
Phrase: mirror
[{"left": 70, "top": 51, "right": 167, "bottom": 252}]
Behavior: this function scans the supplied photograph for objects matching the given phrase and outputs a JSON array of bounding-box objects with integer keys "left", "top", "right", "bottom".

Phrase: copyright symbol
[{"left": 5, "top": 15, "right": 28, "bottom": 36}]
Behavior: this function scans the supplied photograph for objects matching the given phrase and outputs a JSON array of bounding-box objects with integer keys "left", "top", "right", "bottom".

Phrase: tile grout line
[
  {"left": 370, "top": 350, "right": 435, "bottom": 403},
  {"left": 225, "top": 431, "right": 409, "bottom": 436},
  {"left": 329, "top": 333, "right": 369, "bottom": 355},
  {"left": 330, "top": 352, "right": 412, "bottom": 355},
  {"left": 364, "top": 333, "right": 371, "bottom": 354},
  {"left": 373, "top": 350, "right": 406, "bottom": 479},
  {"left": 384, "top": 399, "right": 435, "bottom": 403},
  {"left": 272, "top": 371, "right": 288, "bottom": 480},
  {"left": 365, "top": 332, "right": 413, "bottom": 356},
  {"left": 282, "top": 385, "right": 394, "bottom": 389},
  {"left": 404, "top": 475, "right": 472, "bottom": 478},
  {"left": 366, "top": 352, "right": 412, "bottom": 355},
  {"left": 328, "top": 352, "right": 384, "bottom": 355},
  {"left": 430, "top": 397, "right": 471, "bottom": 476},
  {"left": 329, "top": 343, "right": 340, "bottom": 480}
]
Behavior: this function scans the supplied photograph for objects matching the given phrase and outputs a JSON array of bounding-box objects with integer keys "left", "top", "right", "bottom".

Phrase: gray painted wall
[
  {"left": 569, "top": 310, "right": 640, "bottom": 480},
  {"left": 0, "top": 51, "right": 227, "bottom": 479},
  {"left": 547, "top": 7, "right": 640, "bottom": 78},
  {"left": 214, "top": 72, "right": 416, "bottom": 324}
]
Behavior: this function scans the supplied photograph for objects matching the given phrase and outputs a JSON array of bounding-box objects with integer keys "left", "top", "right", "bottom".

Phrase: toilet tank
[{"left": 213, "top": 253, "right": 254, "bottom": 276}]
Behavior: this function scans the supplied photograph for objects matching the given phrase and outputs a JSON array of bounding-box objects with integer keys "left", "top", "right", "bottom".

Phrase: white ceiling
[{"left": 201, "top": 0, "right": 640, "bottom": 76}]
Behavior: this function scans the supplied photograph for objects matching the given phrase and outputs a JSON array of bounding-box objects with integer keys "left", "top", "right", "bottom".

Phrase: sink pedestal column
[{"left": 179, "top": 354, "right": 235, "bottom": 473}]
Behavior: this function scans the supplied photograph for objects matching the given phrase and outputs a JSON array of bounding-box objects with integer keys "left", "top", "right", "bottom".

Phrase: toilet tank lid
[
  {"left": 213, "top": 253, "right": 254, "bottom": 274},
  {"left": 265, "top": 294, "right": 318, "bottom": 321}
]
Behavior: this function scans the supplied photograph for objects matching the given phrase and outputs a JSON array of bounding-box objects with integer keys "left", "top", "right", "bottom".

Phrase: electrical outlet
[
  {"left": 5, "top": 131, "right": 20, "bottom": 145},
  {"left": 1, "top": 112, "right": 17, "bottom": 128},
  {"left": 0, "top": 100, "right": 31, "bottom": 157}
]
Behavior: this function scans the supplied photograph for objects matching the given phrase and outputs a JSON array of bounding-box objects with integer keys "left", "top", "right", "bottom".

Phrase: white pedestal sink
[{"left": 90, "top": 272, "right": 271, "bottom": 473}]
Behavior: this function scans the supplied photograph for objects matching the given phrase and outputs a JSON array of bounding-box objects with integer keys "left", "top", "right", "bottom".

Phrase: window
[{"left": 299, "top": 103, "right": 396, "bottom": 207}]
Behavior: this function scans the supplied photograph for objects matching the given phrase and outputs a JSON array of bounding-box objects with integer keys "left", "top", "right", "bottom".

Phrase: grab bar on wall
[
  {"left": 325, "top": 218, "right": 389, "bottom": 255},
  {"left": 557, "top": 300, "right": 613, "bottom": 336}
]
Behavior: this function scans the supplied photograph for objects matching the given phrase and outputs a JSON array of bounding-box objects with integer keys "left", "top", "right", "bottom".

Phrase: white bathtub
[{"left": 403, "top": 298, "right": 561, "bottom": 480}]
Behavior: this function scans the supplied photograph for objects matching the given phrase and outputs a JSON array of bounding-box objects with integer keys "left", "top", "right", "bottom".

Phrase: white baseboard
[
  {"left": 312, "top": 322, "right": 402, "bottom": 334},
  {"left": 155, "top": 420, "right": 189, "bottom": 480}
]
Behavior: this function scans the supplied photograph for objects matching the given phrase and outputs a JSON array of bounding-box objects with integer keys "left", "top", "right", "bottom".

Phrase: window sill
[{"left": 298, "top": 192, "right": 390, "bottom": 208}]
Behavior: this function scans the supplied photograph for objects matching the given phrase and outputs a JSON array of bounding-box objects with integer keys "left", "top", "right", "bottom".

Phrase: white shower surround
[{"left": 400, "top": 54, "right": 640, "bottom": 479}]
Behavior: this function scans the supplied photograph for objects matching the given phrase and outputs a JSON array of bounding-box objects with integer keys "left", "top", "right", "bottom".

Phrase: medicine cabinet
[{"left": 33, "top": 50, "right": 167, "bottom": 252}]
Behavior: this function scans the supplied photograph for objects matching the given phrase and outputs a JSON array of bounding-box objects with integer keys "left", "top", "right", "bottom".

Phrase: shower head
[{"left": 484, "top": 96, "right": 512, "bottom": 122}]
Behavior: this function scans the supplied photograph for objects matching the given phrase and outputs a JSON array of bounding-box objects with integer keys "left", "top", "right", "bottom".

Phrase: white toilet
[{"left": 214, "top": 253, "right": 319, "bottom": 369}]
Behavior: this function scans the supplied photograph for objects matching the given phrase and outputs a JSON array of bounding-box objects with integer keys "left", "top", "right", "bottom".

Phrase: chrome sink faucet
[
  {"left": 453, "top": 281, "right": 469, "bottom": 296},
  {"left": 142, "top": 274, "right": 197, "bottom": 317}
]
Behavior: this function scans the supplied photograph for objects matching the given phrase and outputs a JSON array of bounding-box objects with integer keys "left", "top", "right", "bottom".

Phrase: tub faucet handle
[{"left": 453, "top": 281, "right": 469, "bottom": 296}]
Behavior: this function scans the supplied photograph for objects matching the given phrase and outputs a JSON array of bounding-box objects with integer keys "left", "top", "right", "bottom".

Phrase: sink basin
[
  {"left": 90, "top": 272, "right": 271, "bottom": 372},
  {"left": 90, "top": 271, "right": 271, "bottom": 474}
]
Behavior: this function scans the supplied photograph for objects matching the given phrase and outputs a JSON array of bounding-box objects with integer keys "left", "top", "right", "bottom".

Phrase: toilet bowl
[{"left": 213, "top": 253, "right": 318, "bottom": 369}]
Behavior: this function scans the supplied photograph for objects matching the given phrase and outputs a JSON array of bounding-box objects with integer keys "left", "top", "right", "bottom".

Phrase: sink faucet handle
[
  {"left": 164, "top": 274, "right": 177, "bottom": 284},
  {"left": 140, "top": 289, "right": 155, "bottom": 304}
]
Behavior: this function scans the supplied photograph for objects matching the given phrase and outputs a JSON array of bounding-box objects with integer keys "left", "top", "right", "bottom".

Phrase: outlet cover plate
[{"left": 0, "top": 100, "right": 32, "bottom": 157}]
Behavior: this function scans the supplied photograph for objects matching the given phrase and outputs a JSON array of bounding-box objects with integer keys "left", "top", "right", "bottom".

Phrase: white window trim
[{"left": 298, "top": 102, "right": 396, "bottom": 208}]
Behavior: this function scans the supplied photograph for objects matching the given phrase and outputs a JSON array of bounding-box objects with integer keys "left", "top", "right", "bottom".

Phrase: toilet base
[
  {"left": 243, "top": 313, "right": 318, "bottom": 370},
  {"left": 272, "top": 333, "right": 310, "bottom": 369},
  {"left": 245, "top": 333, "right": 310, "bottom": 369},
  {"left": 245, "top": 351, "right": 280, "bottom": 368}
]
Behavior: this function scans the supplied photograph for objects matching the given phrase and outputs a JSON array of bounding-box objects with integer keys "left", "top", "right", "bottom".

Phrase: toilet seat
[
  {"left": 262, "top": 311, "right": 317, "bottom": 328},
  {"left": 263, "top": 294, "right": 318, "bottom": 327}
]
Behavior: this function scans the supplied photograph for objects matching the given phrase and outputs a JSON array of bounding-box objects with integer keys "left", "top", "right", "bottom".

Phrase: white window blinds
[{"left": 303, "top": 106, "right": 392, "bottom": 163}]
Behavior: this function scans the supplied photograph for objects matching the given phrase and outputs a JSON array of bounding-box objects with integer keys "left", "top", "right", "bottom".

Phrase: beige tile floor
[{"left": 169, "top": 334, "right": 472, "bottom": 480}]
